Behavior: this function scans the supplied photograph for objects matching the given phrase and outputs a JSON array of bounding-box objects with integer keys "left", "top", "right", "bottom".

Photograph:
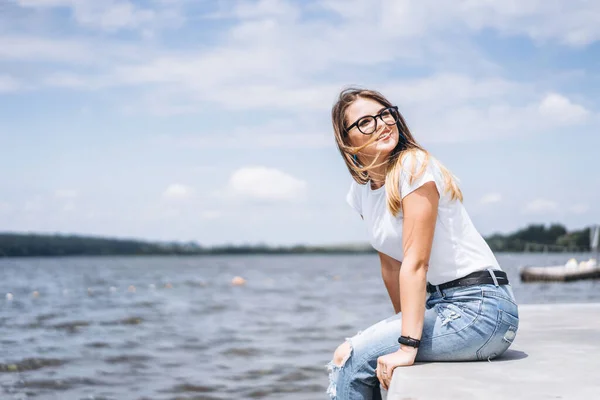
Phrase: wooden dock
[{"left": 385, "top": 303, "right": 600, "bottom": 400}]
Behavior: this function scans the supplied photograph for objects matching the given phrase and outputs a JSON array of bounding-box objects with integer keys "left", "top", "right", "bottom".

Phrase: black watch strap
[{"left": 398, "top": 335, "right": 420, "bottom": 348}]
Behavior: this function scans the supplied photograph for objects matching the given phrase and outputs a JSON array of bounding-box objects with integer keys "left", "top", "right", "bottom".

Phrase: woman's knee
[{"left": 333, "top": 341, "right": 352, "bottom": 366}]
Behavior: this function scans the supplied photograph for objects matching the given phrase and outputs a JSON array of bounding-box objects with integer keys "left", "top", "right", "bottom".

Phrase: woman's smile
[{"left": 378, "top": 131, "right": 393, "bottom": 141}]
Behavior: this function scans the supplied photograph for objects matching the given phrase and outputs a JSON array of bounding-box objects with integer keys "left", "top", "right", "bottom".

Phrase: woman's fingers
[
  {"left": 377, "top": 360, "right": 392, "bottom": 390},
  {"left": 383, "top": 368, "right": 390, "bottom": 391},
  {"left": 383, "top": 366, "right": 391, "bottom": 390},
  {"left": 377, "top": 359, "right": 388, "bottom": 390},
  {"left": 378, "top": 361, "right": 386, "bottom": 388}
]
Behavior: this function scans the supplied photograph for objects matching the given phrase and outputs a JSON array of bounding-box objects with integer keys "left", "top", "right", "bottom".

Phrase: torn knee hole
[{"left": 333, "top": 340, "right": 352, "bottom": 367}]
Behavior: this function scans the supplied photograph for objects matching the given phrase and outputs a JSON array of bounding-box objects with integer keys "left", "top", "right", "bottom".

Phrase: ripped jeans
[{"left": 326, "top": 282, "right": 519, "bottom": 399}]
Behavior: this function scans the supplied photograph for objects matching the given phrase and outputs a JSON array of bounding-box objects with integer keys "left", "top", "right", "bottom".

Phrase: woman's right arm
[{"left": 379, "top": 251, "right": 402, "bottom": 313}]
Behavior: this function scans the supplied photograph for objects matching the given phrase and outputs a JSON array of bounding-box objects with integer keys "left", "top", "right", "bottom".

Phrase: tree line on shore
[
  {"left": 0, "top": 223, "right": 593, "bottom": 257},
  {"left": 484, "top": 223, "right": 591, "bottom": 252}
]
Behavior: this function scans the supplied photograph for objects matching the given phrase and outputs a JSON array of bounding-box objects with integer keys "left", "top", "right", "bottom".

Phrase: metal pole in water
[{"left": 593, "top": 224, "right": 600, "bottom": 261}]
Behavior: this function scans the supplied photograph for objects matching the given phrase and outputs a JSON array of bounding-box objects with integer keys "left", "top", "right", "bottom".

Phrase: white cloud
[
  {"left": 17, "top": 0, "right": 71, "bottom": 6},
  {"left": 538, "top": 93, "right": 589, "bottom": 123},
  {"left": 129, "top": 74, "right": 596, "bottom": 148},
  {"left": 0, "top": 2, "right": 477, "bottom": 104},
  {"left": 15, "top": 0, "right": 178, "bottom": 33},
  {"left": 386, "top": 74, "right": 520, "bottom": 107},
  {"left": 0, "top": 36, "right": 94, "bottom": 63},
  {"left": 345, "top": 0, "right": 600, "bottom": 48},
  {"left": 227, "top": 166, "right": 307, "bottom": 202},
  {"left": 403, "top": 88, "right": 593, "bottom": 143},
  {"left": 163, "top": 184, "right": 192, "bottom": 200},
  {"left": 226, "top": 0, "right": 301, "bottom": 20},
  {"left": 523, "top": 199, "right": 559, "bottom": 214},
  {"left": 74, "top": 3, "right": 155, "bottom": 32},
  {"left": 249, "top": 131, "right": 332, "bottom": 148},
  {"left": 480, "top": 193, "right": 502, "bottom": 205},
  {"left": 157, "top": 131, "right": 331, "bottom": 149},
  {"left": 43, "top": 73, "right": 100, "bottom": 89},
  {"left": 455, "top": 0, "right": 600, "bottom": 47},
  {"left": 569, "top": 204, "right": 589, "bottom": 214},
  {"left": 0, "top": 36, "right": 150, "bottom": 72},
  {"left": 152, "top": 119, "right": 333, "bottom": 149}
]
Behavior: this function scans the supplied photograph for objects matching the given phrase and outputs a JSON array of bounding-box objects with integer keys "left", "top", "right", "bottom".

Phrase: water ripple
[
  {"left": 0, "top": 358, "right": 67, "bottom": 373},
  {"left": 50, "top": 320, "right": 90, "bottom": 333}
]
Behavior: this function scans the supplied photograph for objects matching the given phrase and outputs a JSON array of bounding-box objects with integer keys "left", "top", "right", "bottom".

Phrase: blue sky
[{"left": 1, "top": 0, "right": 599, "bottom": 246}]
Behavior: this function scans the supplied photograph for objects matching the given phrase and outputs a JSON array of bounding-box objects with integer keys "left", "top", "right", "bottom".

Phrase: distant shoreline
[
  {"left": 0, "top": 249, "right": 379, "bottom": 258},
  {"left": 0, "top": 223, "right": 593, "bottom": 258}
]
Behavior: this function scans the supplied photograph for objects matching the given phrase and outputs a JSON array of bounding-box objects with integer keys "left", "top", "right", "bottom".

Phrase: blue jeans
[{"left": 326, "top": 281, "right": 519, "bottom": 399}]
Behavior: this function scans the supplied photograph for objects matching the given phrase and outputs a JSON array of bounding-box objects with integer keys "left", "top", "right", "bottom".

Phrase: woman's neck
[
  {"left": 364, "top": 153, "right": 393, "bottom": 189},
  {"left": 368, "top": 169, "right": 386, "bottom": 189}
]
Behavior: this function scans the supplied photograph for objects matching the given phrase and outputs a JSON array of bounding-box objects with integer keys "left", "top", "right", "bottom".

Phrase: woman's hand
[{"left": 376, "top": 347, "right": 418, "bottom": 391}]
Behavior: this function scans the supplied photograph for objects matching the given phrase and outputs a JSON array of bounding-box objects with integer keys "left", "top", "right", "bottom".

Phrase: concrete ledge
[{"left": 385, "top": 303, "right": 600, "bottom": 400}]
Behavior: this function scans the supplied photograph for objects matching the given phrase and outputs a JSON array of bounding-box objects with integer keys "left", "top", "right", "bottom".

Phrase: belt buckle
[{"left": 427, "top": 283, "right": 444, "bottom": 296}]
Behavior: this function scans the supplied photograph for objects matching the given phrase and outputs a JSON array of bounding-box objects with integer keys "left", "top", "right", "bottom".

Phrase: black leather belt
[{"left": 426, "top": 269, "right": 509, "bottom": 294}]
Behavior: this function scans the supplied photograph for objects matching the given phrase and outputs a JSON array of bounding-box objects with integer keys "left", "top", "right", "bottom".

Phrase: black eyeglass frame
[{"left": 344, "top": 106, "right": 400, "bottom": 135}]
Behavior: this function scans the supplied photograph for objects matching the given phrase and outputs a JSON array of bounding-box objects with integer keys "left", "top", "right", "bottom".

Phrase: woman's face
[{"left": 344, "top": 97, "right": 399, "bottom": 161}]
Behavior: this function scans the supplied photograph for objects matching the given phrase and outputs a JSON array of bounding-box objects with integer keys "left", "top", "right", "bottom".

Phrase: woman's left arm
[{"left": 376, "top": 181, "right": 439, "bottom": 390}]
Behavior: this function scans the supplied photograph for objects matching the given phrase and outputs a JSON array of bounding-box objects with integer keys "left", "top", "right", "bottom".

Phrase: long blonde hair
[{"left": 331, "top": 87, "right": 463, "bottom": 216}]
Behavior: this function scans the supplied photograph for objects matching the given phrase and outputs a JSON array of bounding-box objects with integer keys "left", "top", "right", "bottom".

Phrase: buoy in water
[
  {"left": 6, "top": 293, "right": 13, "bottom": 301},
  {"left": 32, "top": 291, "right": 40, "bottom": 298},
  {"left": 164, "top": 283, "right": 173, "bottom": 289},
  {"left": 231, "top": 276, "right": 246, "bottom": 286},
  {"left": 128, "top": 285, "right": 136, "bottom": 293}
]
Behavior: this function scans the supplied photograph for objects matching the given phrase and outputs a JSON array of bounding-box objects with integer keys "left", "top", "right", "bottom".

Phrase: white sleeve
[
  {"left": 346, "top": 181, "right": 362, "bottom": 216},
  {"left": 399, "top": 151, "right": 441, "bottom": 199}
]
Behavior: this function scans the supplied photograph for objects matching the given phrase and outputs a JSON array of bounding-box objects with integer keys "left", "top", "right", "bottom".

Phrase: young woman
[{"left": 326, "top": 88, "right": 519, "bottom": 399}]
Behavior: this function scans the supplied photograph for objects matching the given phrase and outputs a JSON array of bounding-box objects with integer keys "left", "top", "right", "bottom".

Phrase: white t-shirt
[{"left": 346, "top": 150, "right": 501, "bottom": 286}]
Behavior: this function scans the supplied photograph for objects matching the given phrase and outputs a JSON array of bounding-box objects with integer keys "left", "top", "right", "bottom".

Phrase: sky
[{"left": 0, "top": 0, "right": 599, "bottom": 246}]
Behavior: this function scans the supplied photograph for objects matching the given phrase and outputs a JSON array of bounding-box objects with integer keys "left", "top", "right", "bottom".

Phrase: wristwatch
[{"left": 398, "top": 335, "right": 421, "bottom": 348}]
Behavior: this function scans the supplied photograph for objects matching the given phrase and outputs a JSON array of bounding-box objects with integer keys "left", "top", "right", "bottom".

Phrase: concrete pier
[{"left": 385, "top": 303, "right": 600, "bottom": 400}]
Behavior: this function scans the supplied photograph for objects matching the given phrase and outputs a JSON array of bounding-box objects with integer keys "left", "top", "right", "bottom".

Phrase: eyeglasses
[{"left": 345, "top": 106, "right": 400, "bottom": 135}]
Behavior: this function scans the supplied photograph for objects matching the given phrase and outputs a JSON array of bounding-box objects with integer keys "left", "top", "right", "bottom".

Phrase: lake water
[{"left": 1, "top": 253, "right": 599, "bottom": 399}]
